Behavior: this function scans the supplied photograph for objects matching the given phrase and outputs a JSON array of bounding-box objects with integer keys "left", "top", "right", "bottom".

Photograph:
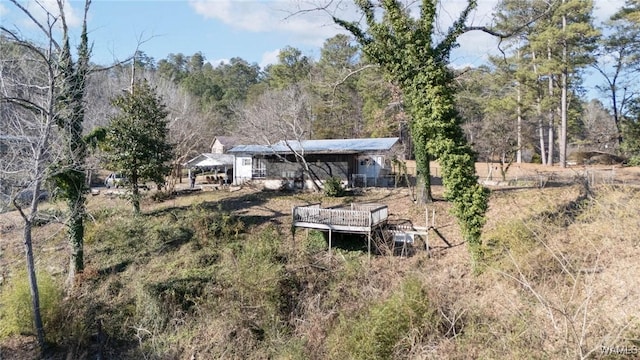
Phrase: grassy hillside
[{"left": 1, "top": 173, "right": 639, "bottom": 359}]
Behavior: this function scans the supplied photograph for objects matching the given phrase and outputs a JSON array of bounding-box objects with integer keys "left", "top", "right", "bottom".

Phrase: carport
[{"left": 182, "top": 153, "right": 235, "bottom": 184}]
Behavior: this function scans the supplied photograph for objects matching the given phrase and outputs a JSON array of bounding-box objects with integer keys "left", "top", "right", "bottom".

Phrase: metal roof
[
  {"left": 183, "top": 153, "right": 235, "bottom": 168},
  {"left": 228, "top": 137, "right": 400, "bottom": 155}
]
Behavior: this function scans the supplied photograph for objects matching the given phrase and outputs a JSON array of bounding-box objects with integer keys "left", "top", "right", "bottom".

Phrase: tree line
[{"left": 85, "top": 1, "right": 640, "bottom": 169}]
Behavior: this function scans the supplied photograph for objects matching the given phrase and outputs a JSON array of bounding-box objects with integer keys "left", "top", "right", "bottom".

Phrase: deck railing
[
  {"left": 293, "top": 203, "right": 388, "bottom": 228},
  {"left": 350, "top": 203, "right": 388, "bottom": 226}
]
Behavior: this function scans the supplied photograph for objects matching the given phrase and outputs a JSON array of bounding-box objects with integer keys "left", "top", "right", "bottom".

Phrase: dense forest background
[
  {"left": 70, "top": 0, "right": 640, "bottom": 170},
  {"left": 4, "top": 0, "right": 640, "bottom": 179}
]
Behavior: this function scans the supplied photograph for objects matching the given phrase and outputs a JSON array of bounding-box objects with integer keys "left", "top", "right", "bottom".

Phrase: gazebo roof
[{"left": 183, "top": 153, "right": 234, "bottom": 168}]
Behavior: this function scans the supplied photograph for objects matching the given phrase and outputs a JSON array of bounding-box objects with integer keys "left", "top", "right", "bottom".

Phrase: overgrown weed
[
  {"left": 3, "top": 185, "right": 640, "bottom": 358},
  {"left": 0, "top": 269, "right": 64, "bottom": 343}
]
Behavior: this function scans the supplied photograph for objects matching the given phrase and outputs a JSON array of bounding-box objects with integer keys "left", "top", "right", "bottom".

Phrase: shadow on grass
[
  {"left": 98, "top": 259, "right": 132, "bottom": 276},
  {"left": 145, "top": 189, "right": 283, "bottom": 218}
]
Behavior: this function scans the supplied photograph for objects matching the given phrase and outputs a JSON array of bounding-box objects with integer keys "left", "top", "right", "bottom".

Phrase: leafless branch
[
  {"left": 332, "top": 63, "right": 377, "bottom": 93},
  {"left": 7, "top": 0, "right": 61, "bottom": 51}
]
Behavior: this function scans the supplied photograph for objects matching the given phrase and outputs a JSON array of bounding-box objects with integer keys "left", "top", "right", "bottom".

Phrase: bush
[
  {"left": 304, "top": 230, "right": 327, "bottom": 254},
  {"left": 324, "top": 177, "right": 345, "bottom": 197},
  {"left": 151, "top": 190, "right": 174, "bottom": 202},
  {"left": 135, "top": 275, "right": 210, "bottom": 333},
  {"left": 0, "top": 269, "right": 64, "bottom": 342},
  {"left": 531, "top": 153, "right": 542, "bottom": 164},
  {"left": 32, "top": 208, "right": 64, "bottom": 227},
  {"left": 480, "top": 220, "right": 536, "bottom": 267},
  {"left": 621, "top": 119, "right": 640, "bottom": 163},
  {"left": 327, "top": 277, "right": 435, "bottom": 359},
  {"left": 188, "top": 204, "right": 245, "bottom": 244}
]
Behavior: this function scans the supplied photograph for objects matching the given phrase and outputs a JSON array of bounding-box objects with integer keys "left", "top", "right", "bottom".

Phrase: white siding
[
  {"left": 234, "top": 156, "right": 252, "bottom": 184},
  {"left": 211, "top": 140, "right": 225, "bottom": 154}
]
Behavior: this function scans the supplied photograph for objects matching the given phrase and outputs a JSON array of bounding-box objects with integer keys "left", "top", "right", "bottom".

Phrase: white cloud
[
  {"left": 189, "top": 0, "right": 344, "bottom": 47},
  {"left": 189, "top": 0, "right": 628, "bottom": 68},
  {"left": 260, "top": 48, "right": 281, "bottom": 68},
  {"left": 22, "top": 0, "right": 82, "bottom": 28},
  {"left": 209, "top": 58, "right": 230, "bottom": 67}
]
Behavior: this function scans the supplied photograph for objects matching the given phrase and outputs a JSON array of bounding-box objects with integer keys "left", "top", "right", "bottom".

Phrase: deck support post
[
  {"left": 367, "top": 231, "right": 371, "bottom": 258},
  {"left": 328, "top": 229, "right": 332, "bottom": 256}
]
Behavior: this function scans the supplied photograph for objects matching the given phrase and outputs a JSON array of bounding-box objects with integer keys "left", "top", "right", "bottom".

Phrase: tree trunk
[
  {"left": 517, "top": 81, "right": 523, "bottom": 164},
  {"left": 132, "top": 185, "right": 140, "bottom": 214},
  {"left": 23, "top": 221, "right": 45, "bottom": 351},
  {"left": 131, "top": 172, "right": 141, "bottom": 214},
  {"left": 516, "top": 49, "right": 522, "bottom": 164},
  {"left": 547, "top": 42, "right": 555, "bottom": 166},
  {"left": 301, "top": 159, "right": 322, "bottom": 192},
  {"left": 14, "top": 185, "right": 47, "bottom": 354},
  {"left": 421, "top": 153, "right": 433, "bottom": 203},
  {"left": 411, "top": 128, "right": 432, "bottom": 203},
  {"left": 560, "top": 70, "right": 568, "bottom": 168},
  {"left": 559, "top": 7, "right": 568, "bottom": 168},
  {"left": 60, "top": 3, "right": 90, "bottom": 280},
  {"left": 532, "top": 50, "right": 547, "bottom": 165},
  {"left": 547, "top": 74, "right": 554, "bottom": 166},
  {"left": 67, "top": 196, "right": 85, "bottom": 281}
]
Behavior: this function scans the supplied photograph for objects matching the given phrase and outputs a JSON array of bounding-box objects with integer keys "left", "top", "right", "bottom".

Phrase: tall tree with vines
[
  {"left": 334, "top": 0, "right": 489, "bottom": 261},
  {"left": 51, "top": 0, "right": 92, "bottom": 280}
]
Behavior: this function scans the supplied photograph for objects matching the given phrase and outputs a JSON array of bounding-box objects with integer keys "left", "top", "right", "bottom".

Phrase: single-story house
[{"left": 227, "top": 137, "right": 402, "bottom": 189}]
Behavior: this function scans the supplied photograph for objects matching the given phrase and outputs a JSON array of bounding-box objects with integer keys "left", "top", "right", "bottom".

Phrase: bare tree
[
  {"left": 0, "top": 0, "right": 92, "bottom": 351},
  {"left": 234, "top": 85, "right": 322, "bottom": 191},
  {"left": 154, "top": 76, "right": 213, "bottom": 185},
  {"left": 83, "top": 67, "right": 213, "bottom": 187},
  {"left": 477, "top": 112, "right": 520, "bottom": 181},
  {"left": 581, "top": 99, "right": 619, "bottom": 150},
  {"left": 0, "top": 23, "right": 63, "bottom": 353},
  {"left": 593, "top": 17, "right": 640, "bottom": 145}
]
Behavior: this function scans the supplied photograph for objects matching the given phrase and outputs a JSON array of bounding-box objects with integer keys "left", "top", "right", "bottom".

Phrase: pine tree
[{"left": 526, "top": 0, "right": 599, "bottom": 165}]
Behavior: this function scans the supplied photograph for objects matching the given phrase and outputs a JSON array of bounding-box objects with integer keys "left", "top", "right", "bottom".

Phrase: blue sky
[{"left": 0, "top": 0, "right": 627, "bottom": 98}]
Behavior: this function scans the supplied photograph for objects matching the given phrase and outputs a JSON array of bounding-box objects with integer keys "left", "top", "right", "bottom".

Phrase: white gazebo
[{"left": 183, "top": 153, "right": 235, "bottom": 180}]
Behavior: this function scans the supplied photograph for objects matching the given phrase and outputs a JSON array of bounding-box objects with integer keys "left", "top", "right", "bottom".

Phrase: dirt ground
[{"left": 2, "top": 162, "right": 640, "bottom": 236}]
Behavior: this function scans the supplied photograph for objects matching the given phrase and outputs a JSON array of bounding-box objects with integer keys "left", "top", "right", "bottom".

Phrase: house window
[{"left": 242, "top": 158, "right": 251, "bottom": 166}]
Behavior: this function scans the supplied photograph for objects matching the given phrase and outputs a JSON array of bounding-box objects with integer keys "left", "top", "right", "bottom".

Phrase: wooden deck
[{"left": 292, "top": 203, "right": 388, "bottom": 233}]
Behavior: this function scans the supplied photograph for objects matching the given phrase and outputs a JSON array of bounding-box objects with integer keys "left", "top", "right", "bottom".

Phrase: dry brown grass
[{"left": 1, "top": 164, "right": 640, "bottom": 359}]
